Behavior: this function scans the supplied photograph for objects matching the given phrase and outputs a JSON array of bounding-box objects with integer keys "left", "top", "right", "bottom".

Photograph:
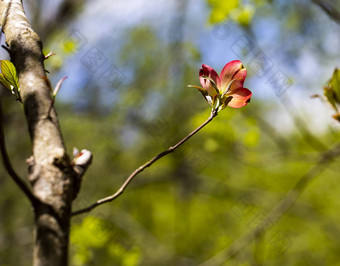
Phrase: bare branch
[
  {"left": 312, "top": 0, "right": 340, "bottom": 24},
  {"left": 0, "top": 99, "right": 36, "bottom": 204},
  {"left": 199, "top": 143, "right": 340, "bottom": 266},
  {"left": 72, "top": 109, "right": 218, "bottom": 216}
]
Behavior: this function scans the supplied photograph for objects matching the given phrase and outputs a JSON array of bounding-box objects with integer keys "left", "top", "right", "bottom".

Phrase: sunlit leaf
[
  {"left": 323, "top": 86, "right": 337, "bottom": 111},
  {"left": 1, "top": 60, "right": 19, "bottom": 90},
  {"left": 0, "top": 73, "right": 12, "bottom": 91},
  {"left": 329, "top": 68, "right": 340, "bottom": 102},
  {"left": 323, "top": 68, "right": 340, "bottom": 113}
]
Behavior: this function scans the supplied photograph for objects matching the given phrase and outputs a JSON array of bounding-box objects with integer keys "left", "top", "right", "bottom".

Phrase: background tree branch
[
  {"left": 312, "top": 0, "right": 340, "bottom": 24},
  {"left": 200, "top": 143, "right": 340, "bottom": 266},
  {"left": 0, "top": 99, "right": 36, "bottom": 205}
]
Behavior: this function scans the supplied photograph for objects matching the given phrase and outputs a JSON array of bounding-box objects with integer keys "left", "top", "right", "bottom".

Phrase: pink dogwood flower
[{"left": 189, "top": 60, "right": 252, "bottom": 111}]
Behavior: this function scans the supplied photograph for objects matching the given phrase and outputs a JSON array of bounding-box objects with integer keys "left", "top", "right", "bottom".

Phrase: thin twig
[
  {"left": 199, "top": 143, "right": 340, "bottom": 266},
  {"left": 72, "top": 109, "right": 218, "bottom": 216},
  {"left": 0, "top": 99, "right": 36, "bottom": 205}
]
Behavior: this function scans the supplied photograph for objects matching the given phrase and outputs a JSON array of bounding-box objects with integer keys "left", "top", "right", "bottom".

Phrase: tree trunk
[{"left": 0, "top": 1, "right": 76, "bottom": 265}]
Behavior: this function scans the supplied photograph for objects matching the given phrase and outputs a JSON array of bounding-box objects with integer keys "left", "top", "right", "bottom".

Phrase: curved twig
[
  {"left": 72, "top": 109, "right": 218, "bottom": 216},
  {"left": 0, "top": 99, "right": 36, "bottom": 205}
]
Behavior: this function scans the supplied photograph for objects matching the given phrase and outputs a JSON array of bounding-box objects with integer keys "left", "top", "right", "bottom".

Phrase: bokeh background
[{"left": 1, "top": 0, "right": 340, "bottom": 265}]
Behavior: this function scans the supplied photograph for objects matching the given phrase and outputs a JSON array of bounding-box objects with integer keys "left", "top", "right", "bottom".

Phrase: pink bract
[{"left": 193, "top": 60, "right": 252, "bottom": 110}]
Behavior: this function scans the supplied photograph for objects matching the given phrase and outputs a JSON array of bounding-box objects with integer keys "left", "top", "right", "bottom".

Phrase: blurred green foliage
[
  {"left": 206, "top": 0, "right": 267, "bottom": 26},
  {"left": 1, "top": 0, "right": 340, "bottom": 266}
]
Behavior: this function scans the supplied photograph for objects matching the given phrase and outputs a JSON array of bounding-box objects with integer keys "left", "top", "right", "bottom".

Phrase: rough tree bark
[{"left": 0, "top": 1, "right": 87, "bottom": 265}]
